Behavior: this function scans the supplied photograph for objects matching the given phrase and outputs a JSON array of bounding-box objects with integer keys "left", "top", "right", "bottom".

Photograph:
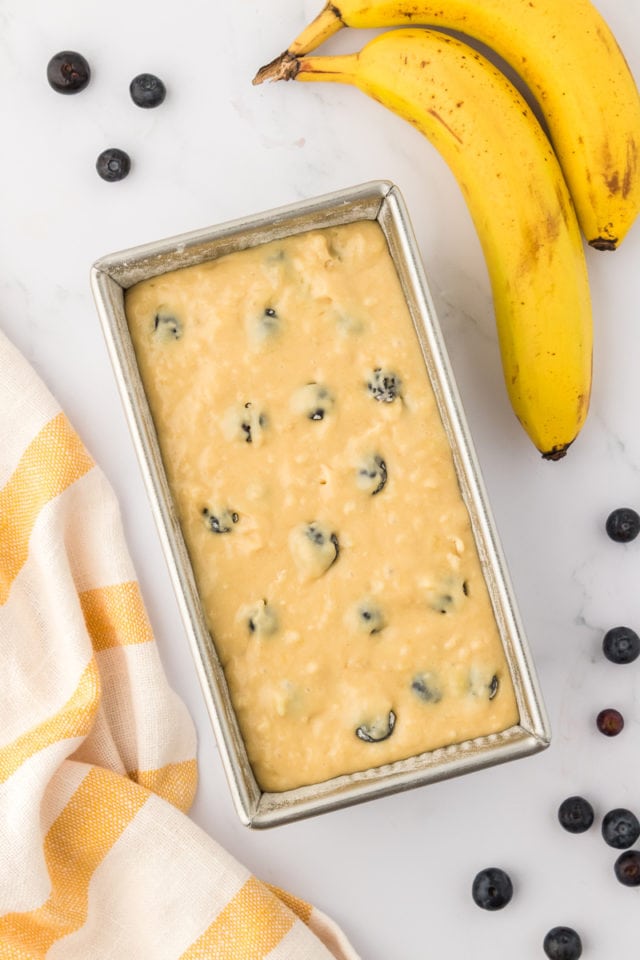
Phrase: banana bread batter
[{"left": 125, "top": 220, "right": 519, "bottom": 792}]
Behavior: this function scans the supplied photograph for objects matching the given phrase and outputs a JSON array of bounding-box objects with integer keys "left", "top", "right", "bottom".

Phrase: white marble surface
[{"left": 2, "top": 1, "right": 640, "bottom": 956}]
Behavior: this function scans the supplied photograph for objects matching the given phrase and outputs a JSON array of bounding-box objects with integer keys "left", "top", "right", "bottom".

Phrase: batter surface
[{"left": 125, "top": 220, "right": 519, "bottom": 792}]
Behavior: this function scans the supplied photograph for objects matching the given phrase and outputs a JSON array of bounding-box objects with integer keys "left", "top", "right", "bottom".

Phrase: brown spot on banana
[
  {"left": 600, "top": 135, "right": 638, "bottom": 202},
  {"left": 426, "top": 108, "right": 463, "bottom": 145},
  {"left": 606, "top": 171, "right": 620, "bottom": 195},
  {"left": 623, "top": 135, "right": 638, "bottom": 199},
  {"left": 517, "top": 209, "right": 562, "bottom": 275},
  {"left": 576, "top": 390, "right": 590, "bottom": 422}
]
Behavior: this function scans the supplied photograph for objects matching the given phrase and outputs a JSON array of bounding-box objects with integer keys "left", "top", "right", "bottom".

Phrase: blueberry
[
  {"left": 246, "top": 306, "right": 284, "bottom": 345},
  {"left": 411, "top": 672, "right": 442, "bottom": 703},
  {"left": 355, "top": 710, "right": 396, "bottom": 743},
  {"left": 543, "top": 926, "right": 582, "bottom": 960},
  {"left": 289, "top": 522, "right": 339, "bottom": 581},
  {"left": 614, "top": 849, "right": 640, "bottom": 886},
  {"left": 250, "top": 306, "right": 280, "bottom": 342},
  {"left": 202, "top": 506, "right": 239, "bottom": 534},
  {"left": 603, "top": 625, "right": 640, "bottom": 664},
  {"left": 355, "top": 601, "right": 385, "bottom": 634},
  {"left": 426, "top": 578, "right": 468, "bottom": 615},
  {"left": 291, "top": 382, "right": 334, "bottom": 421},
  {"left": 306, "top": 524, "right": 335, "bottom": 549},
  {"left": 222, "top": 403, "right": 268, "bottom": 445},
  {"left": 129, "top": 72, "right": 166, "bottom": 108},
  {"left": 468, "top": 668, "right": 501, "bottom": 700},
  {"left": 367, "top": 368, "right": 402, "bottom": 402},
  {"left": 605, "top": 507, "right": 640, "bottom": 543},
  {"left": 241, "top": 405, "right": 267, "bottom": 443},
  {"left": 557, "top": 796, "right": 594, "bottom": 834},
  {"left": 602, "top": 808, "right": 640, "bottom": 849},
  {"left": 596, "top": 707, "right": 624, "bottom": 736},
  {"left": 47, "top": 51, "right": 91, "bottom": 94},
  {"left": 96, "top": 148, "right": 131, "bottom": 182},
  {"left": 431, "top": 592, "right": 454, "bottom": 614},
  {"left": 247, "top": 600, "right": 278, "bottom": 637},
  {"left": 471, "top": 867, "right": 513, "bottom": 911},
  {"left": 356, "top": 454, "right": 387, "bottom": 495},
  {"left": 153, "top": 310, "right": 182, "bottom": 341}
]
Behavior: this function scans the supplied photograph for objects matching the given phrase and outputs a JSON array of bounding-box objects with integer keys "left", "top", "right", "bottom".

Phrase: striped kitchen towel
[{"left": 0, "top": 326, "right": 359, "bottom": 960}]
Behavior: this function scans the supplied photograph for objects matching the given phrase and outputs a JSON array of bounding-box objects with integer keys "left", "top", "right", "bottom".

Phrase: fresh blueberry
[
  {"left": 471, "top": 867, "right": 513, "bottom": 911},
  {"left": 596, "top": 707, "right": 624, "bottom": 736},
  {"left": 602, "top": 808, "right": 640, "bottom": 849},
  {"left": 557, "top": 796, "right": 594, "bottom": 834},
  {"left": 47, "top": 51, "right": 91, "bottom": 94},
  {"left": 96, "top": 148, "right": 131, "bottom": 182},
  {"left": 355, "top": 710, "right": 396, "bottom": 743},
  {"left": 614, "top": 849, "right": 640, "bottom": 886},
  {"left": 129, "top": 72, "right": 166, "bottom": 108},
  {"left": 543, "top": 926, "right": 582, "bottom": 960},
  {"left": 367, "top": 368, "right": 402, "bottom": 402},
  {"left": 602, "top": 625, "right": 640, "bottom": 664},
  {"left": 605, "top": 507, "right": 640, "bottom": 543}
]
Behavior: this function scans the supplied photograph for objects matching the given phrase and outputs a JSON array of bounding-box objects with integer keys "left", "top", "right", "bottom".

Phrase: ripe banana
[
  {"left": 254, "top": 0, "right": 640, "bottom": 250},
  {"left": 256, "top": 29, "right": 593, "bottom": 459}
]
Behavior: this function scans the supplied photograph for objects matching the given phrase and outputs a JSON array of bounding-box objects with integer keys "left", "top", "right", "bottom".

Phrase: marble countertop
[{"left": 2, "top": 1, "right": 640, "bottom": 956}]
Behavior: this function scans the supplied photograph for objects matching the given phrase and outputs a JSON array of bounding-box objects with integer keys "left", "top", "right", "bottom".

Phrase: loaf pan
[{"left": 91, "top": 180, "right": 550, "bottom": 827}]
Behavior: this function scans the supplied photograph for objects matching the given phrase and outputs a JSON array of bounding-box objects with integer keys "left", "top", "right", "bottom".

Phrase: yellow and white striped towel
[{"left": 0, "top": 327, "right": 360, "bottom": 960}]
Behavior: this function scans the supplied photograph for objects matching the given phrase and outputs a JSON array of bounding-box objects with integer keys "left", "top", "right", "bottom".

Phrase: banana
[
  {"left": 254, "top": 0, "right": 640, "bottom": 250},
  {"left": 255, "top": 29, "right": 593, "bottom": 459}
]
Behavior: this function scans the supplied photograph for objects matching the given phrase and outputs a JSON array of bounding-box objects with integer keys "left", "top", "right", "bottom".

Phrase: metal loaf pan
[{"left": 91, "top": 180, "right": 550, "bottom": 828}]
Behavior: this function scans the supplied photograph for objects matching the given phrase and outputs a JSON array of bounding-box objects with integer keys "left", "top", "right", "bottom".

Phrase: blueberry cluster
[
  {"left": 594, "top": 510, "right": 640, "bottom": 738},
  {"left": 469, "top": 506, "right": 640, "bottom": 955},
  {"left": 558, "top": 794, "right": 640, "bottom": 886},
  {"left": 46, "top": 51, "right": 167, "bottom": 181},
  {"left": 471, "top": 866, "right": 584, "bottom": 957},
  {"left": 193, "top": 343, "right": 498, "bottom": 746}
]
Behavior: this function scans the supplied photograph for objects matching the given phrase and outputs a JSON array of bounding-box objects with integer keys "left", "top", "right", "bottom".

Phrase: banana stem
[
  {"left": 295, "top": 54, "right": 359, "bottom": 85},
  {"left": 289, "top": 4, "right": 345, "bottom": 55},
  {"left": 253, "top": 51, "right": 301, "bottom": 85},
  {"left": 252, "top": 4, "right": 344, "bottom": 85}
]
